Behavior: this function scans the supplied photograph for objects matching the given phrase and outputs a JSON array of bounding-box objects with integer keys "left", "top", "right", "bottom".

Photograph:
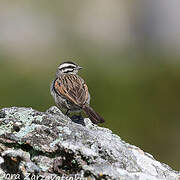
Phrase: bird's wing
[{"left": 54, "top": 74, "right": 89, "bottom": 107}]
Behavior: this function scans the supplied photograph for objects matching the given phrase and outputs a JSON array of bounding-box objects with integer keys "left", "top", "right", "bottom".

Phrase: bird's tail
[{"left": 82, "top": 104, "right": 105, "bottom": 124}]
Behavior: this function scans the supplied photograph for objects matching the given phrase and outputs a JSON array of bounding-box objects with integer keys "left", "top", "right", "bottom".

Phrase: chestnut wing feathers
[{"left": 54, "top": 74, "right": 89, "bottom": 107}]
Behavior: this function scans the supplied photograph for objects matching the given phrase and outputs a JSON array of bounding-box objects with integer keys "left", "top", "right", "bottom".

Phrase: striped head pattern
[{"left": 57, "top": 61, "right": 82, "bottom": 75}]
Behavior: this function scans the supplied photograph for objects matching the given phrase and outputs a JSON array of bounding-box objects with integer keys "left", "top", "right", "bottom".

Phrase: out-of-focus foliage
[{"left": 0, "top": 0, "right": 180, "bottom": 170}]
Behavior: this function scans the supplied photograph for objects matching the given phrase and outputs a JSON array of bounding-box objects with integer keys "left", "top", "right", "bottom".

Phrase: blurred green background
[{"left": 0, "top": 0, "right": 180, "bottom": 170}]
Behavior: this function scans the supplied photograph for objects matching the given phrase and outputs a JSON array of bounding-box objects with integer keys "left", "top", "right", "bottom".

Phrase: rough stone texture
[{"left": 0, "top": 106, "right": 179, "bottom": 180}]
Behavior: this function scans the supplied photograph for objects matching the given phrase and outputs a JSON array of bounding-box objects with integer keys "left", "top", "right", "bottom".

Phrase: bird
[{"left": 50, "top": 61, "right": 105, "bottom": 124}]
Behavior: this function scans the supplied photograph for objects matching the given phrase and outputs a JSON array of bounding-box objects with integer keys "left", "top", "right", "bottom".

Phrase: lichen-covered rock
[{"left": 0, "top": 106, "right": 179, "bottom": 180}]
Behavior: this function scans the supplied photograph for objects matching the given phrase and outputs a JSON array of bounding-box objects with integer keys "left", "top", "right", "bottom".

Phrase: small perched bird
[{"left": 50, "top": 61, "right": 105, "bottom": 124}]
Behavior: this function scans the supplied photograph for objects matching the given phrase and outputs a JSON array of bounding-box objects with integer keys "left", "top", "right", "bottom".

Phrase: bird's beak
[{"left": 77, "top": 66, "right": 83, "bottom": 70}]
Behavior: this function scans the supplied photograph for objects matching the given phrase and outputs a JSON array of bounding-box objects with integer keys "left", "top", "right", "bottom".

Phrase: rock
[{"left": 0, "top": 106, "right": 179, "bottom": 180}]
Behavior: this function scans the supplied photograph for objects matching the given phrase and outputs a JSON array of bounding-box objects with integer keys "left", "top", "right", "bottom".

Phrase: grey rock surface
[{"left": 0, "top": 106, "right": 179, "bottom": 180}]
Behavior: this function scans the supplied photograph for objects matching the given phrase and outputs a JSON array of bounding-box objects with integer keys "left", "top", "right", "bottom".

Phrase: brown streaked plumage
[{"left": 54, "top": 74, "right": 89, "bottom": 107}]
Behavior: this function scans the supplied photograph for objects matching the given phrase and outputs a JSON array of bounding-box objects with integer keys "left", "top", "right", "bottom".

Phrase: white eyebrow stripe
[
  {"left": 63, "top": 68, "right": 74, "bottom": 72},
  {"left": 59, "top": 63, "right": 76, "bottom": 69}
]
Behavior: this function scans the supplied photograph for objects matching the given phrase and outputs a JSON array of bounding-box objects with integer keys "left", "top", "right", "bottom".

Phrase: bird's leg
[{"left": 65, "top": 109, "right": 70, "bottom": 116}]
